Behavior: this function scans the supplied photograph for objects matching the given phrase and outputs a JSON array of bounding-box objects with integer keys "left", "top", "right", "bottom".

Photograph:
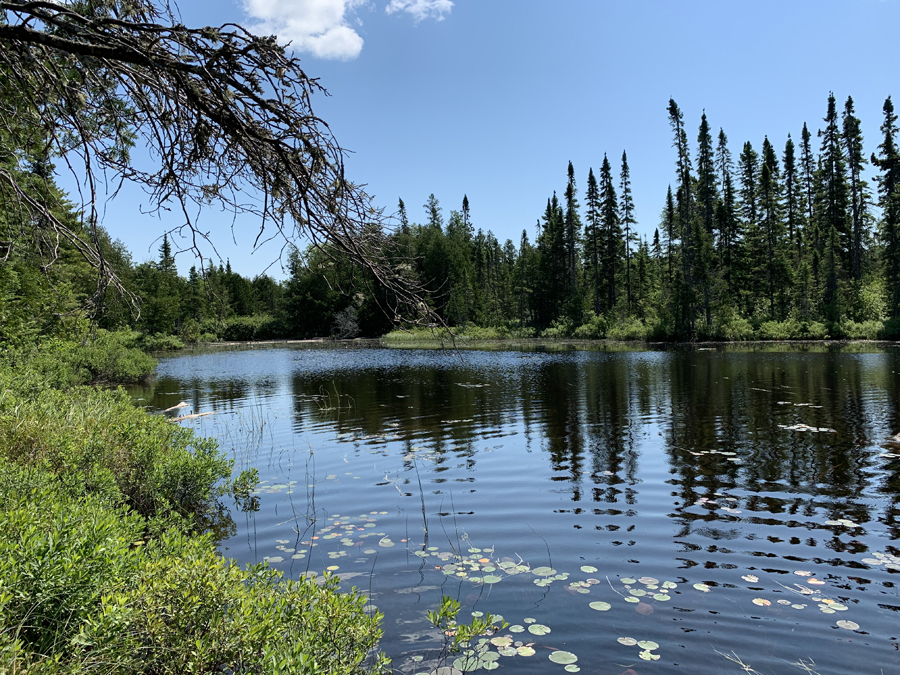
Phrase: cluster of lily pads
[
  {"left": 611, "top": 575, "right": 678, "bottom": 605},
  {"left": 263, "top": 511, "right": 394, "bottom": 569},
  {"left": 861, "top": 550, "right": 900, "bottom": 571},
  {"left": 686, "top": 449, "right": 742, "bottom": 464},
  {"left": 427, "top": 616, "right": 585, "bottom": 674},
  {"left": 616, "top": 637, "right": 661, "bottom": 661}
]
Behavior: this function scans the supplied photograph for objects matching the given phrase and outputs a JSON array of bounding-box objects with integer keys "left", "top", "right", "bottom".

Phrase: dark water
[{"left": 129, "top": 343, "right": 900, "bottom": 675}]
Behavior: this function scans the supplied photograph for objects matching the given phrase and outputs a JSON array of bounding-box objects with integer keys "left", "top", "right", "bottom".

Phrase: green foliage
[
  {"left": 0, "top": 465, "right": 386, "bottom": 675},
  {"left": 426, "top": 595, "right": 506, "bottom": 659},
  {"left": 573, "top": 311, "right": 607, "bottom": 339},
  {"left": 3, "top": 330, "right": 156, "bottom": 388},
  {"left": 606, "top": 317, "right": 649, "bottom": 341},
  {"left": 138, "top": 332, "right": 186, "bottom": 351},
  {"left": 222, "top": 314, "right": 283, "bottom": 341}
]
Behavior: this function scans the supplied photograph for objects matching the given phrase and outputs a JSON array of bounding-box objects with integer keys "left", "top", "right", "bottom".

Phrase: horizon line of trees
[{"left": 4, "top": 92, "right": 900, "bottom": 344}]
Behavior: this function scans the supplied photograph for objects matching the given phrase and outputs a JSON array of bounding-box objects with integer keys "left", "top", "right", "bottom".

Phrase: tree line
[{"left": 4, "top": 92, "right": 900, "bottom": 344}]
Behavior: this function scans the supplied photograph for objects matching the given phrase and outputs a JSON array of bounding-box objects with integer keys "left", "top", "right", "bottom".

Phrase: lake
[{"left": 129, "top": 342, "right": 900, "bottom": 674}]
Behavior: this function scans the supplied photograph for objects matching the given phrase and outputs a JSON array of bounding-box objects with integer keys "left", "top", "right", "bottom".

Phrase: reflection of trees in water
[{"left": 276, "top": 347, "right": 900, "bottom": 534}]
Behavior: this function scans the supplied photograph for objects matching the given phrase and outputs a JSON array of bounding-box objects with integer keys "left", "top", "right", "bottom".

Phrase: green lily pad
[
  {"left": 565, "top": 666, "right": 580, "bottom": 673},
  {"left": 528, "top": 623, "right": 551, "bottom": 635},
  {"left": 629, "top": 588, "right": 647, "bottom": 597},
  {"left": 836, "top": 620, "right": 859, "bottom": 630},
  {"left": 617, "top": 637, "right": 638, "bottom": 646},
  {"left": 509, "top": 624, "right": 524, "bottom": 633},
  {"left": 662, "top": 581, "right": 677, "bottom": 589},
  {"left": 653, "top": 594, "right": 671, "bottom": 601},
  {"left": 581, "top": 565, "right": 598, "bottom": 573},
  {"left": 490, "top": 637, "right": 512, "bottom": 647},
  {"left": 498, "top": 646, "right": 517, "bottom": 656},
  {"left": 533, "top": 566, "right": 556, "bottom": 576},
  {"left": 589, "top": 601, "right": 611, "bottom": 611},
  {"left": 624, "top": 596, "right": 640, "bottom": 604},
  {"left": 639, "top": 650, "right": 661, "bottom": 661},
  {"left": 637, "top": 641, "right": 659, "bottom": 650},
  {"left": 693, "top": 583, "right": 711, "bottom": 592},
  {"left": 481, "top": 651, "right": 500, "bottom": 662},
  {"left": 549, "top": 651, "right": 578, "bottom": 664},
  {"left": 524, "top": 617, "right": 536, "bottom": 624},
  {"left": 483, "top": 662, "right": 499, "bottom": 671},
  {"left": 517, "top": 646, "right": 536, "bottom": 656},
  {"left": 621, "top": 578, "right": 637, "bottom": 584},
  {"left": 482, "top": 574, "right": 503, "bottom": 584}
]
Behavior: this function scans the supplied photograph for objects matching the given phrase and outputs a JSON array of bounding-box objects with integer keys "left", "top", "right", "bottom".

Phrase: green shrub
[
  {"left": 0, "top": 367, "right": 232, "bottom": 522},
  {"left": 222, "top": 314, "right": 281, "bottom": 341},
  {"left": 139, "top": 332, "right": 185, "bottom": 351},
  {"left": 573, "top": 312, "right": 606, "bottom": 339},
  {"left": 0, "top": 465, "right": 387, "bottom": 675},
  {"left": 606, "top": 317, "right": 648, "bottom": 341},
  {"left": 805, "top": 321, "right": 830, "bottom": 339},
  {"left": 840, "top": 320, "right": 884, "bottom": 340},
  {"left": 3, "top": 331, "right": 156, "bottom": 387},
  {"left": 540, "top": 319, "right": 575, "bottom": 338}
]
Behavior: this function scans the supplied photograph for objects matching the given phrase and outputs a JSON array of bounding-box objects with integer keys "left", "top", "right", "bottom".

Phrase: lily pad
[
  {"left": 836, "top": 620, "right": 859, "bottom": 630},
  {"left": 653, "top": 594, "right": 671, "bottom": 601},
  {"left": 532, "top": 566, "right": 556, "bottom": 576},
  {"left": 528, "top": 624, "right": 551, "bottom": 636},
  {"left": 482, "top": 575, "right": 503, "bottom": 584},
  {"left": 624, "top": 596, "right": 640, "bottom": 604},
  {"left": 639, "top": 651, "right": 661, "bottom": 661},
  {"left": 581, "top": 565, "right": 598, "bottom": 573},
  {"left": 629, "top": 588, "right": 647, "bottom": 597},
  {"left": 490, "top": 637, "right": 512, "bottom": 647},
  {"left": 589, "top": 601, "right": 612, "bottom": 611},
  {"left": 621, "top": 577, "right": 637, "bottom": 584},
  {"left": 693, "top": 583, "right": 711, "bottom": 592},
  {"left": 638, "top": 577, "right": 659, "bottom": 585},
  {"left": 524, "top": 617, "right": 536, "bottom": 624},
  {"left": 752, "top": 598, "right": 771, "bottom": 607},
  {"left": 548, "top": 651, "right": 578, "bottom": 665},
  {"left": 662, "top": 581, "right": 677, "bottom": 589},
  {"left": 564, "top": 666, "right": 580, "bottom": 673},
  {"left": 517, "top": 646, "right": 536, "bottom": 656},
  {"left": 637, "top": 641, "right": 659, "bottom": 650},
  {"left": 498, "top": 646, "right": 517, "bottom": 657},
  {"left": 617, "top": 637, "right": 638, "bottom": 646},
  {"left": 509, "top": 625, "right": 524, "bottom": 633}
]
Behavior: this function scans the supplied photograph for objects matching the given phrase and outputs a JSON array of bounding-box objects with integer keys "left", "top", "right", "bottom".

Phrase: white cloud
[
  {"left": 385, "top": 0, "right": 453, "bottom": 22},
  {"left": 242, "top": 0, "right": 367, "bottom": 60}
]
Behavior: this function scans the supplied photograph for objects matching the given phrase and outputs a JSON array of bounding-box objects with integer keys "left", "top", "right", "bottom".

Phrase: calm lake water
[{"left": 129, "top": 342, "right": 900, "bottom": 675}]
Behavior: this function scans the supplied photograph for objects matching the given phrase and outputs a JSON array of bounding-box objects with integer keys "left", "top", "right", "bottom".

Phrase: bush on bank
[{"left": 0, "top": 336, "right": 387, "bottom": 674}]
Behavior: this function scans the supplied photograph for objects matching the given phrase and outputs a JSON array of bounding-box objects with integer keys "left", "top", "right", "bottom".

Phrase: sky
[{"left": 90, "top": 0, "right": 900, "bottom": 278}]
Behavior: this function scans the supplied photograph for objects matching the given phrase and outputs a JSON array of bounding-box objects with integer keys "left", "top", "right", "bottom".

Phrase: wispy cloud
[
  {"left": 385, "top": 0, "right": 454, "bottom": 22},
  {"left": 242, "top": 0, "right": 367, "bottom": 60},
  {"left": 242, "top": 0, "right": 454, "bottom": 60}
]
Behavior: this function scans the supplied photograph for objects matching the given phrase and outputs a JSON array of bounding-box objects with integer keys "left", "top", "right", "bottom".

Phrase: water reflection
[{"left": 129, "top": 343, "right": 900, "bottom": 674}]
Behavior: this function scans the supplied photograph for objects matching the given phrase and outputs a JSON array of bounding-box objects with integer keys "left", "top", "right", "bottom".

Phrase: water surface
[{"left": 130, "top": 343, "right": 900, "bottom": 674}]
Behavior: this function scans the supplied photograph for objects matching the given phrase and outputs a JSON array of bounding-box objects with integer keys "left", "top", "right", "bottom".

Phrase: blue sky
[{"left": 98, "top": 0, "right": 900, "bottom": 277}]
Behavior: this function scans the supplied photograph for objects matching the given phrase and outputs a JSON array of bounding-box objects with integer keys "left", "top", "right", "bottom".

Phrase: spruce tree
[
  {"left": 782, "top": 135, "right": 803, "bottom": 264},
  {"left": 872, "top": 96, "right": 900, "bottom": 317},
  {"left": 564, "top": 162, "right": 582, "bottom": 315},
  {"left": 599, "top": 155, "right": 621, "bottom": 312},
  {"left": 818, "top": 93, "right": 852, "bottom": 273},
  {"left": 619, "top": 151, "right": 637, "bottom": 312},
  {"left": 715, "top": 129, "right": 740, "bottom": 295},
  {"left": 584, "top": 168, "right": 602, "bottom": 314},
  {"left": 842, "top": 95, "right": 869, "bottom": 282}
]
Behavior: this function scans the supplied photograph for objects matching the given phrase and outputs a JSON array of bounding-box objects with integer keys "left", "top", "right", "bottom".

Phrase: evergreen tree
[
  {"left": 398, "top": 198, "right": 409, "bottom": 234},
  {"left": 584, "top": 168, "right": 602, "bottom": 314},
  {"left": 598, "top": 155, "right": 621, "bottom": 312},
  {"left": 619, "top": 151, "right": 637, "bottom": 312},
  {"left": 818, "top": 93, "right": 852, "bottom": 273},
  {"left": 842, "top": 95, "right": 869, "bottom": 281},
  {"left": 563, "top": 161, "right": 583, "bottom": 319},
  {"left": 782, "top": 134, "right": 803, "bottom": 264},
  {"left": 872, "top": 96, "right": 900, "bottom": 317},
  {"left": 715, "top": 129, "right": 740, "bottom": 295},
  {"left": 799, "top": 122, "right": 820, "bottom": 285}
]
